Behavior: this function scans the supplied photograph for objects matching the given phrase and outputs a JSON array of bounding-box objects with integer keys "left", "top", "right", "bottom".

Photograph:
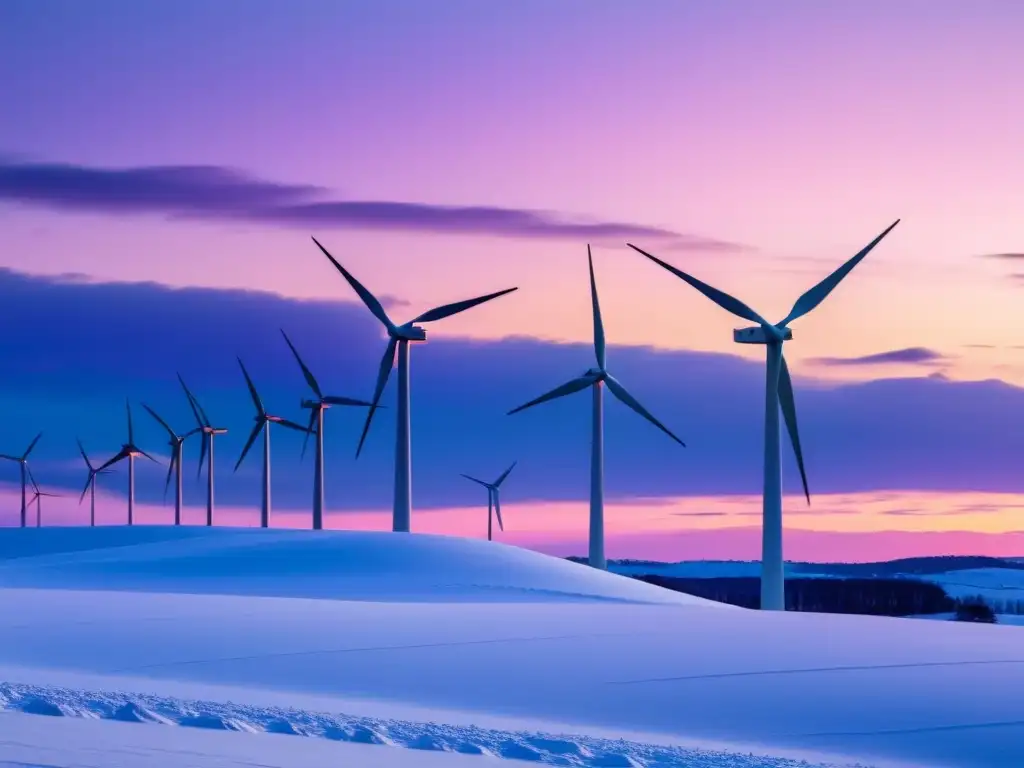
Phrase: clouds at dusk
[
  {"left": 809, "top": 347, "right": 948, "bottom": 367},
  {"left": 0, "top": 159, "right": 746, "bottom": 250},
  {"left": 1, "top": 268, "right": 1023, "bottom": 518}
]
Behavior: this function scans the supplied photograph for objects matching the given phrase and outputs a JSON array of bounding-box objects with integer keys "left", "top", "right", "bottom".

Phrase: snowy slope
[
  {"left": 2, "top": 528, "right": 1024, "bottom": 768},
  {"left": 918, "top": 567, "right": 1024, "bottom": 600},
  {"left": 0, "top": 527, "right": 715, "bottom": 605}
]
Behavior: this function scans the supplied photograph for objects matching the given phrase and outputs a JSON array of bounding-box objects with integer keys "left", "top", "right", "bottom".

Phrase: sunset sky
[{"left": 2, "top": 0, "right": 1024, "bottom": 561}]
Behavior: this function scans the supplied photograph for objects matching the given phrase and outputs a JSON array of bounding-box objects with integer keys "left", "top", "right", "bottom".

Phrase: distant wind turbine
[
  {"left": 76, "top": 437, "right": 113, "bottom": 526},
  {"left": 311, "top": 236, "right": 518, "bottom": 533},
  {"left": 178, "top": 375, "right": 228, "bottom": 527},
  {"left": 627, "top": 219, "right": 900, "bottom": 610},
  {"left": 96, "top": 400, "right": 159, "bottom": 525},
  {"left": 235, "top": 356, "right": 312, "bottom": 528},
  {"left": 278, "top": 333, "right": 374, "bottom": 530},
  {"left": 26, "top": 467, "right": 60, "bottom": 528},
  {"left": 142, "top": 404, "right": 199, "bottom": 526},
  {"left": 0, "top": 432, "right": 42, "bottom": 528},
  {"left": 461, "top": 461, "right": 517, "bottom": 541},
  {"left": 508, "top": 247, "right": 684, "bottom": 571}
]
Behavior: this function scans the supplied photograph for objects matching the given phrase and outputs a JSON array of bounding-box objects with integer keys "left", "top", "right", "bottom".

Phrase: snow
[
  {"left": 0, "top": 527, "right": 716, "bottom": 605},
  {"left": 1, "top": 528, "right": 1023, "bottom": 768},
  {"left": 918, "top": 567, "right": 1024, "bottom": 601},
  {"left": 0, "top": 710, "right": 495, "bottom": 768}
]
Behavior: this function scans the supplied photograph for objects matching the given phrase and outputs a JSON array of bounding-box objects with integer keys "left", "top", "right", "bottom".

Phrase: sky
[{"left": 1, "top": 0, "right": 1024, "bottom": 561}]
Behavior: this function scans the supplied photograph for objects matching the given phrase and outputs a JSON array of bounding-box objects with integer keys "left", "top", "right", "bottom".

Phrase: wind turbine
[
  {"left": 460, "top": 461, "right": 517, "bottom": 541},
  {"left": 142, "top": 404, "right": 199, "bottom": 526},
  {"left": 177, "top": 375, "right": 228, "bottom": 527},
  {"left": 0, "top": 432, "right": 42, "bottom": 527},
  {"left": 76, "top": 437, "right": 113, "bottom": 526},
  {"left": 277, "top": 333, "right": 374, "bottom": 530},
  {"left": 508, "top": 247, "right": 684, "bottom": 570},
  {"left": 627, "top": 219, "right": 900, "bottom": 610},
  {"left": 311, "top": 236, "right": 518, "bottom": 533},
  {"left": 96, "top": 400, "right": 159, "bottom": 525},
  {"left": 235, "top": 356, "right": 312, "bottom": 528},
  {"left": 26, "top": 467, "right": 60, "bottom": 528}
]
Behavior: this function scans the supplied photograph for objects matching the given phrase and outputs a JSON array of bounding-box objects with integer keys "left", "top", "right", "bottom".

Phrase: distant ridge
[{"left": 568, "top": 554, "right": 1024, "bottom": 576}]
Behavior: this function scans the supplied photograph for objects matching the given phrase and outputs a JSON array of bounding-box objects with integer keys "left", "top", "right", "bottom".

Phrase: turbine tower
[
  {"left": 26, "top": 468, "right": 60, "bottom": 528},
  {"left": 235, "top": 356, "right": 311, "bottom": 528},
  {"left": 460, "top": 461, "right": 517, "bottom": 541},
  {"left": 508, "top": 247, "right": 683, "bottom": 570},
  {"left": 96, "top": 400, "right": 158, "bottom": 525},
  {"left": 178, "top": 375, "right": 228, "bottom": 527},
  {"left": 77, "top": 437, "right": 112, "bottom": 526},
  {"left": 0, "top": 432, "right": 42, "bottom": 528},
  {"left": 278, "top": 333, "right": 374, "bottom": 530},
  {"left": 142, "top": 404, "right": 199, "bottom": 526},
  {"left": 627, "top": 219, "right": 900, "bottom": 610},
  {"left": 311, "top": 237, "right": 518, "bottom": 533}
]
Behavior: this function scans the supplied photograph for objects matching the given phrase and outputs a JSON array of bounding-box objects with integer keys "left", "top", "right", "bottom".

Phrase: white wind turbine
[
  {"left": 95, "top": 400, "right": 159, "bottom": 525},
  {"left": 508, "top": 247, "right": 684, "bottom": 570},
  {"left": 142, "top": 403, "right": 200, "bottom": 526},
  {"left": 460, "top": 461, "right": 517, "bottom": 541},
  {"left": 278, "top": 333, "right": 374, "bottom": 530},
  {"left": 235, "top": 356, "right": 312, "bottom": 528},
  {"left": 26, "top": 467, "right": 60, "bottom": 528},
  {"left": 627, "top": 219, "right": 900, "bottom": 610},
  {"left": 178, "top": 375, "right": 228, "bottom": 527},
  {"left": 311, "top": 237, "right": 518, "bottom": 533},
  {"left": 77, "top": 437, "right": 113, "bottom": 526}
]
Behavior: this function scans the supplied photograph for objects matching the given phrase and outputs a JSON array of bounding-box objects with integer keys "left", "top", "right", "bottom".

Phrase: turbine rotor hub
[
  {"left": 733, "top": 325, "right": 793, "bottom": 345},
  {"left": 394, "top": 323, "right": 427, "bottom": 342}
]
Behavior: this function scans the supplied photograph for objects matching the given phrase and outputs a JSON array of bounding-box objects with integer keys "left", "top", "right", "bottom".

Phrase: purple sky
[{"left": 2, "top": 1, "right": 1024, "bottom": 560}]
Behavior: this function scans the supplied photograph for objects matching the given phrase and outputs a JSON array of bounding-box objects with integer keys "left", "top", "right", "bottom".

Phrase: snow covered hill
[{"left": 1, "top": 527, "right": 1023, "bottom": 768}]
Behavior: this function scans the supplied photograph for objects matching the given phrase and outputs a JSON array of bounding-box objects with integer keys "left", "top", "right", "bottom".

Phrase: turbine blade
[
  {"left": 142, "top": 403, "right": 176, "bottom": 440},
  {"left": 494, "top": 493, "right": 504, "bottom": 531},
  {"left": 235, "top": 421, "right": 263, "bottom": 472},
  {"left": 411, "top": 287, "right": 518, "bottom": 324},
  {"left": 460, "top": 473, "right": 491, "bottom": 488},
  {"left": 322, "top": 394, "right": 376, "bottom": 407},
  {"left": 276, "top": 418, "right": 310, "bottom": 432},
  {"left": 301, "top": 408, "right": 316, "bottom": 459},
  {"left": 178, "top": 374, "right": 208, "bottom": 428},
  {"left": 312, "top": 237, "right": 394, "bottom": 329},
  {"left": 627, "top": 243, "right": 769, "bottom": 326},
  {"left": 237, "top": 357, "right": 266, "bottom": 415},
  {"left": 356, "top": 338, "right": 397, "bottom": 458},
  {"left": 777, "top": 354, "right": 811, "bottom": 505},
  {"left": 588, "top": 245, "right": 606, "bottom": 369},
  {"left": 604, "top": 375, "right": 685, "bottom": 447},
  {"left": 79, "top": 475, "right": 91, "bottom": 505},
  {"left": 197, "top": 433, "right": 208, "bottom": 479},
  {"left": 164, "top": 450, "right": 175, "bottom": 499},
  {"left": 22, "top": 432, "right": 42, "bottom": 460},
  {"left": 493, "top": 460, "right": 517, "bottom": 488},
  {"left": 126, "top": 399, "right": 134, "bottom": 445},
  {"left": 280, "top": 329, "right": 323, "bottom": 399},
  {"left": 76, "top": 437, "right": 94, "bottom": 471},
  {"left": 25, "top": 465, "right": 39, "bottom": 493},
  {"left": 137, "top": 448, "right": 160, "bottom": 464},
  {"left": 778, "top": 220, "right": 900, "bottom": 328},
  {"left": 507, "top": 374, "right": 596, "bottom": 416},
  {"left": 96, "top": 449, "right": 129, "bottom": 473}
]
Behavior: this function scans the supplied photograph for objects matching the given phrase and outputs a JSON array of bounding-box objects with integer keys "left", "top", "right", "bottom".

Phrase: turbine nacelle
[
  {"left": 584, "top": 368, "right": 606, "bottom": 380},
  {"left": 393, "top": 323, "right": 427, "bottom": 342},
  {"left": 734, "top": 326, "right": 793, "bottom": 345}
]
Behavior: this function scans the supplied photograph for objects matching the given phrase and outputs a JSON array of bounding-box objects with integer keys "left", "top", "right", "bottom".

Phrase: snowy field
[
  {"left": 919, "top": 567, "right": 1024, "bottom": 601},
  {"left": 1, "top": 529, "right": 1023, "bottom": 768}
]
